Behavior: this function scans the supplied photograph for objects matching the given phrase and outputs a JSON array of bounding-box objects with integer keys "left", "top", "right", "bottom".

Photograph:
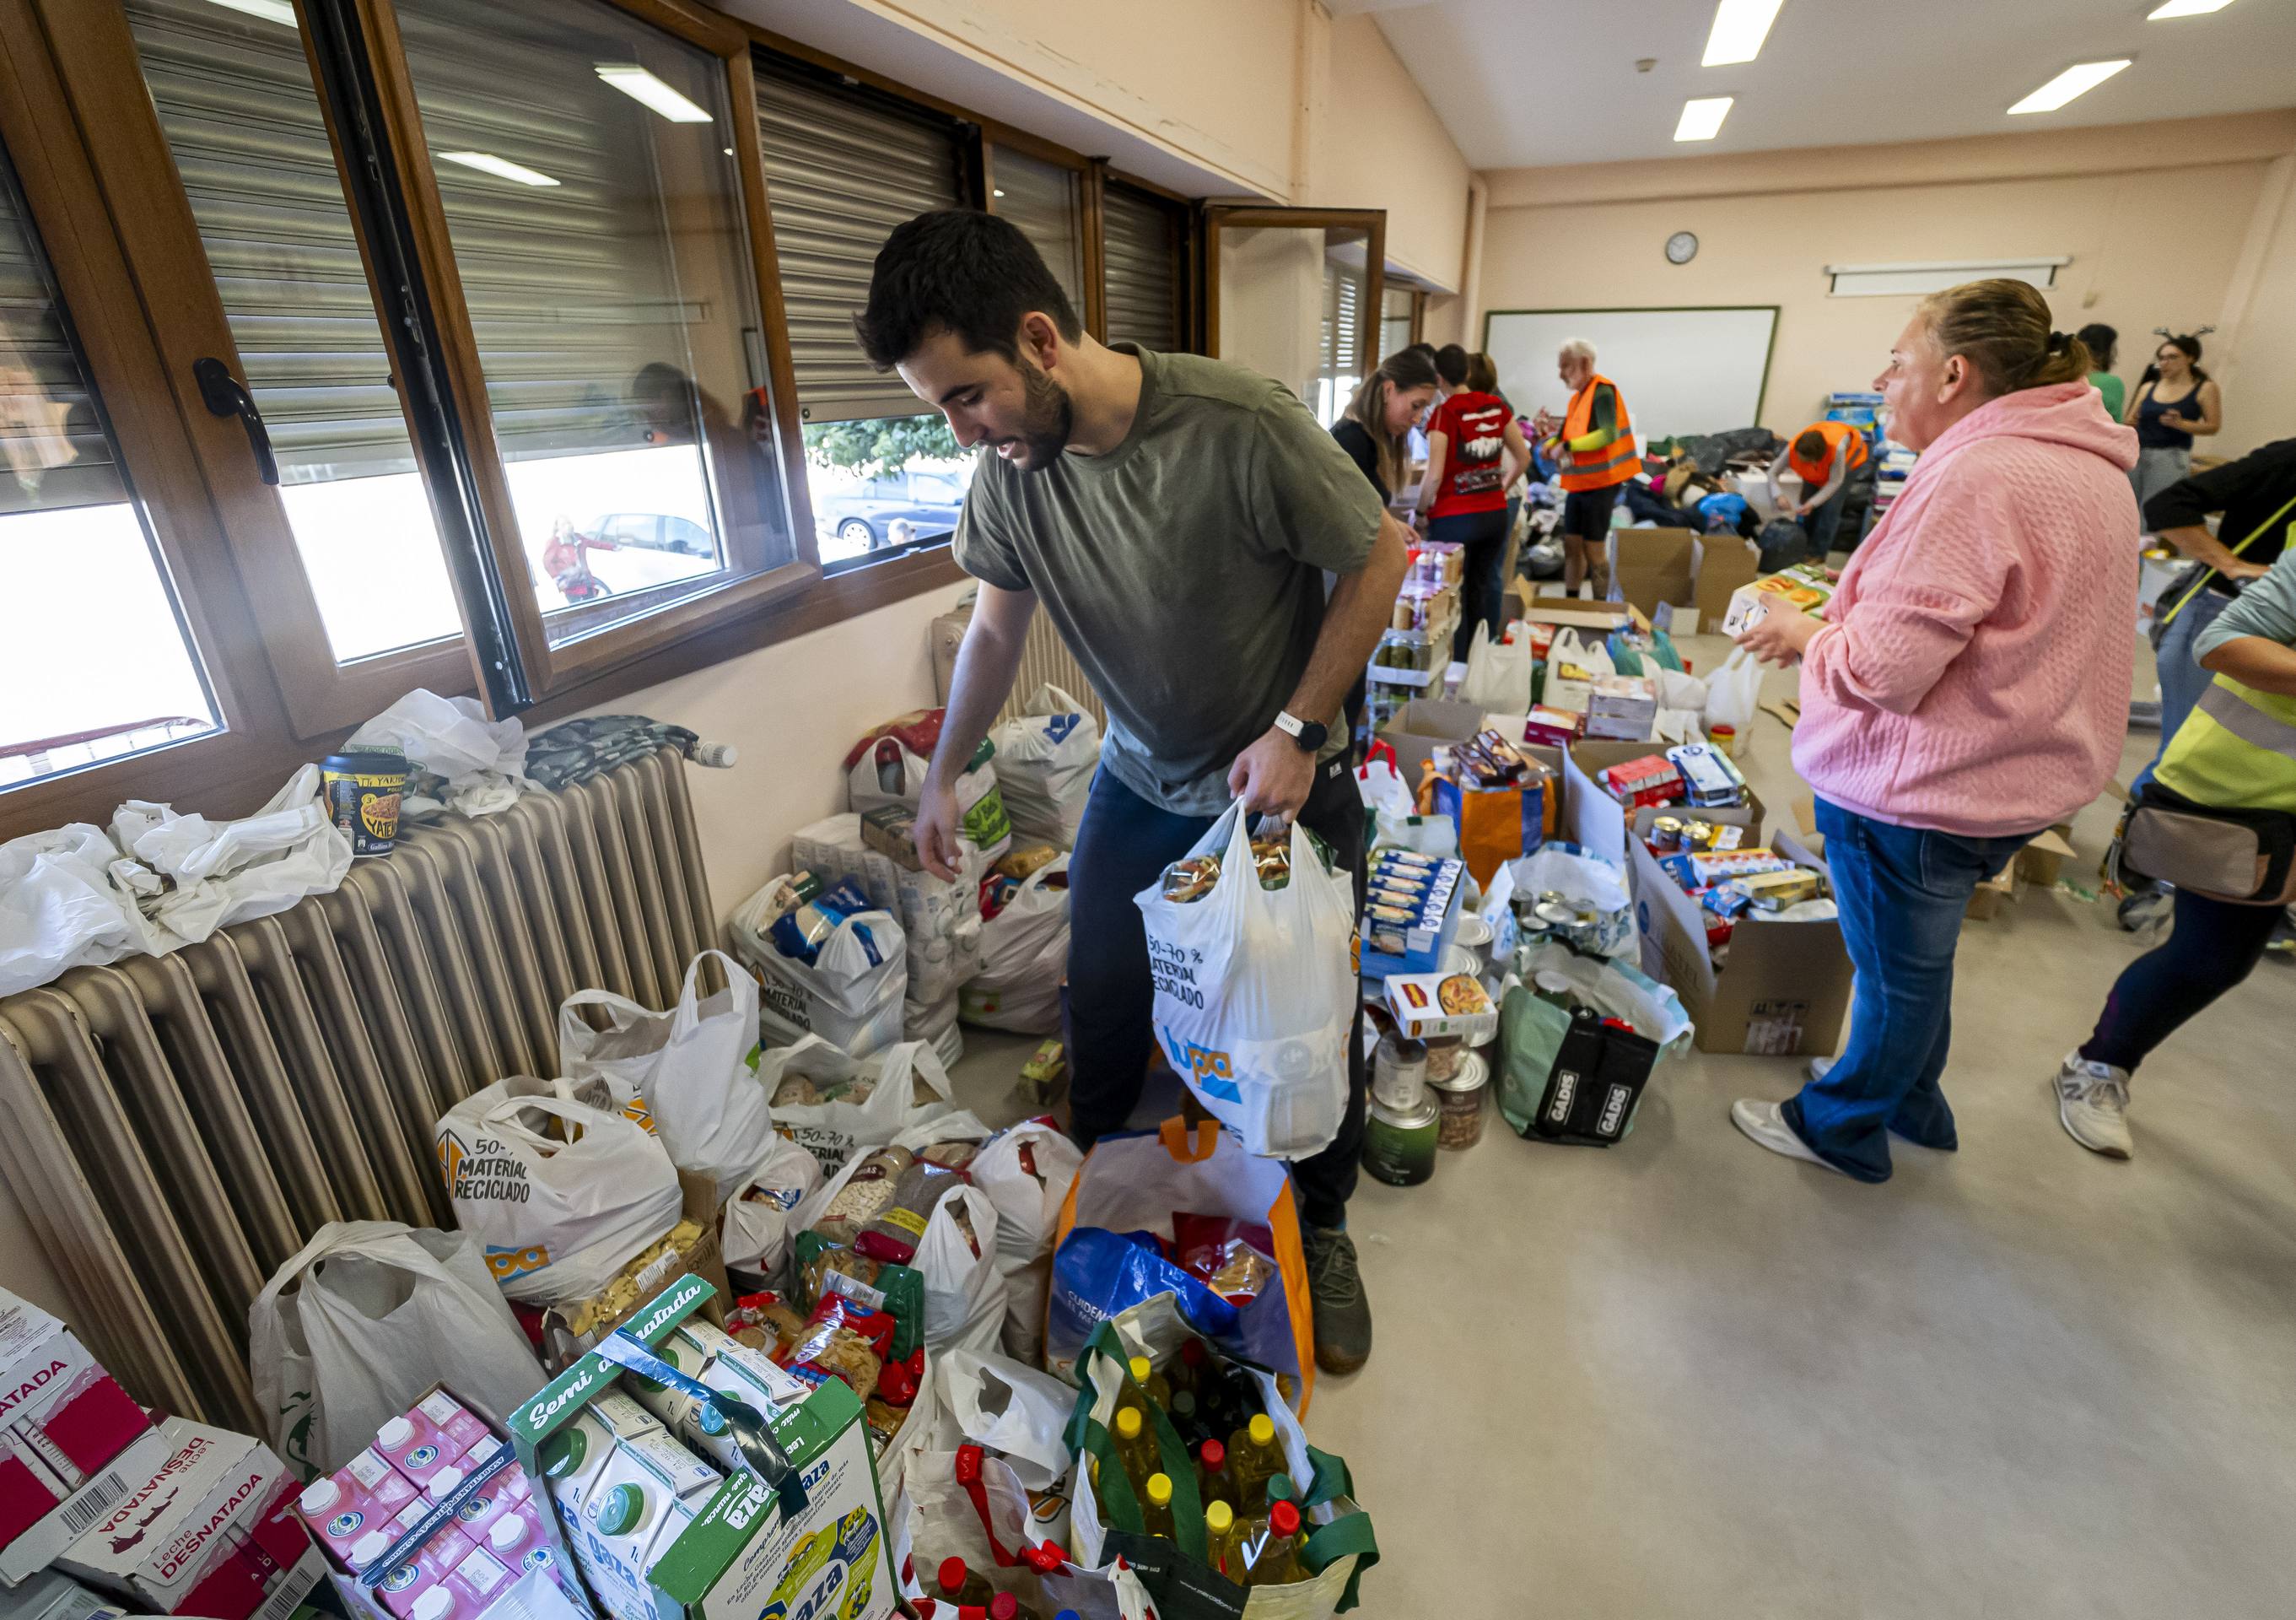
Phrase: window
[
  {"left": 391, "top": 0, "right": 800, "bottom": 676},
  {"left": 0, "top": 139, "right": 216, "bottom": 790},
  {"left": 1316, "top": 255, "right": 1369, "bottom": 427},
  {"left": 1205, "top": 208, "right": 1382, "bottom": 428},
  {"left": 991, "top": 146, "right": 1086, "bottom": 319},
  {"left": 1103, "top": 180, "right": 1184, "bottom": 353},
  {"left": 1381, "top": 284, "right": 1417, "bottom": 364}
]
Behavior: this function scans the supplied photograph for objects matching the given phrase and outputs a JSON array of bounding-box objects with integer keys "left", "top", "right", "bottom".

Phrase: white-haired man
[{"left": 1535, "top": 339, "right": 1639, "bottom": 597}]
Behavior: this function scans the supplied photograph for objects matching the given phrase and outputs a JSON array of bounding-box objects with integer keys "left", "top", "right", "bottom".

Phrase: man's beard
[{"left": 1005, "top": 354, "right": 1075, "bottom": 472}]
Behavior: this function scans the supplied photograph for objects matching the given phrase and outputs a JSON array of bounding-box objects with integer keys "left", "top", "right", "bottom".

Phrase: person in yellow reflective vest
[
  {"left": 2051, "top": 544, "right": 2296, "bottom": 1158},
  {"left": 1765, "top": 420, "right": 1870, "bottom": 557},
  {"left": 1534, "top": 339, "right": 1638, "bottom": 597}
]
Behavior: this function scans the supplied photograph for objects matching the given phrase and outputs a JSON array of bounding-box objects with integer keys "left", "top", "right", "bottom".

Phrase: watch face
[
  {"left": 1295, "top": 721, "right": 1329, "bottom": 753},
  {"left": 1666, "top": 230, "right": 1698, "bottom": 264}
]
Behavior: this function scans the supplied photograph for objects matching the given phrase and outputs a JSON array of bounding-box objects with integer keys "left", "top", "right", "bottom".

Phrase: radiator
[
  {"left": 0, "top": 748, "right": 713, "bottom": 1434},
  {"left": 930, "top": 603, "right": 1108, "bottom": 732}
]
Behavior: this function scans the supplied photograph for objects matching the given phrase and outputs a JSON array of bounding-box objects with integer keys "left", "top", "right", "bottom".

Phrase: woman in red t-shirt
[{"left": 1414, "top": 344, "right": 1529, "bottom": 662}]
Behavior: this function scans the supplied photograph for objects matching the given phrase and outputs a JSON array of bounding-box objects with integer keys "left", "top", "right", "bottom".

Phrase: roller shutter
[{"left": 1102, "top": 182, "right": 1180, "bottom": 353}]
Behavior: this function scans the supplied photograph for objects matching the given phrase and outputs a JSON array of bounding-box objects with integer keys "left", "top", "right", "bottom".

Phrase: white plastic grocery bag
[
  {"left": 248, "top": 1221, "right": 545, "bottom": 1475},
  {"left": 914, "top": 1185, "right": 1008, "bottom": 1355},
  {"left": 1543, "top": 627, "right": 1616, "bottom": 714},
  {"left": 1133, "top": 809, "right": 1356, "bottom": 1159},
  {"left": 730, "top": 875, "right": 908, "bottom": 1056},
  {"left": 959, "top": 856, "right": 1070, "bottom": 1035},
  {"left": 968, "top": 1120, "right": 1084, "bottom": 1364},
  {"left": 761, "top": 1034, "right": 955, "bottom": 1174},
  {"left": 719, "top": 1135, "right": 825, "bottom": 1288},
  {"left": 558, "top": 951, "right": 769, "bottom": 1203},
  {"left": 846, "top": 716, "right": 1014, "bottom": 864},
  {"left": 1350, "top": 741, "right": 1414, "bottom": 849},
  {"left": 789, "top": 814, "right": 984, "bottom": 1012},
  {"left": 1705, "top": 645, "right": 1765, "bottom": 739},
  {"left": 1458, "top": 622, "right": 1534, "bottom": 710},
  {"left": 434, "top": 1088, "right": 683, "bottom": 1303},
  {"left": 935, "top": 1348, "right": 1076, "bottom": 1492},
  {"left": 990, "top": 685, "right": 1100, "bottom": 849}
]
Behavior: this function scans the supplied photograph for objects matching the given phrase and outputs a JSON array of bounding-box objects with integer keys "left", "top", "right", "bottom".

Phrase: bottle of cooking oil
[
  {"left": 1128, "top": 1355, "right": 1172, "bottom": 1412},
  {"left": 1225, "top": 1414, "right": 1283, "bottom": 1514},
  {"left": 1204, "top": 1500, "right": 1243, "bottom": 1581},
  {"left": 1140, "top": 1472, "right": 1175, "bottom": 1540},
  {"left": 1113, "top": 1405, "right": 1159, "bottom": 1495},
  {"left": 1196, "top": 1438, "right": 1234, "bottom": 1509},
  {"left": 1244, "top": 1500, "right": 1306, "bottom": 1586}
]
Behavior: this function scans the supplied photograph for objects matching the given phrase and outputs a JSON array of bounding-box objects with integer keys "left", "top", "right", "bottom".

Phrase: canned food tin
[
  {"left": 1532, "top": 899, "right": 1580, "bottom": 930},
  {"left": 1361, "top": 1096, "right": 1440, "bottom": 1186},
  {"left": 1372, "top": 1032, "right": 1428, "bottom": 1113},
  {"left": 321, "top": 748, "right": 407, "bottom": 857},
  {"left": 1430, "top": 1050, "right": 1490, "bottom": 1151},
  {"left": 1533, "top": 969, "right": 1576, "bottom": 1009},
  {"left": 1650, "top": 816, "right": 1684, "bottom": 851},
  {"left": 1453, "top": 914, "right": 1494, "bottom": 951},
  {"left": 1423, "top": 1034, "right": 1464, "bottom": 1083},
  {"left": 1683, "top": 818, "right": 1718, "bottom": 852}
]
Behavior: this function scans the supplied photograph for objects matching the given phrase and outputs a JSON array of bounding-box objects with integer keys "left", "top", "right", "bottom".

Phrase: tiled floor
[{"left": 946, "top": 629, "right": 2296, "bottom": 1617}]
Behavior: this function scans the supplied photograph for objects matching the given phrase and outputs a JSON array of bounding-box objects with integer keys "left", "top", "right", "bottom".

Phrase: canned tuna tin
[
  {"left": 1372, "top": 1032, "right": 1428, "bottom": 1113},
  {"left": 1361, "top": 1096, "right": 1440, "bottom": 1186}
]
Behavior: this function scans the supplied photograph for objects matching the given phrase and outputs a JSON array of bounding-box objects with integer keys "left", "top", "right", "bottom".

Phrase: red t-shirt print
[{"left": 1430, "top": 390, "right": 1510, "bottom": 516}]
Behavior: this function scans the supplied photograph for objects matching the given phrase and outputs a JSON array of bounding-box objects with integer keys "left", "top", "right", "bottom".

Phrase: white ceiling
[{"left": 1338, "top": 0, "right": 2296, "bottom": 169}]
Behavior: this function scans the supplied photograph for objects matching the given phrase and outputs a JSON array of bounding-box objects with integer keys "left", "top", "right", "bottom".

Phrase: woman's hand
[
  {"left": 2159, "top": 411, "right": 2191, "bottom": 431},
  {"left": 1736, "top": 606, "right": 1824, "bottom": 667}
]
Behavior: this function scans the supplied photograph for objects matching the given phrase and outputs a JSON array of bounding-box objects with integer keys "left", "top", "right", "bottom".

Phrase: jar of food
[{"left": 1372, "top": 1032, "right": 1428, "bottom": 1113}]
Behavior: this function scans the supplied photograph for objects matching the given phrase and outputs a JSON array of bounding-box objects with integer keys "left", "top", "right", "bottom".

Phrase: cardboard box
[
  {"left": 1630, "top": 829, "right": 1854, "bottom": 1056},
  {"left": 2016, "top": 824, "right": 2078, "bottom": 888},
  {"left": 1515, "top": 589, "right": 1648, "bottom": 634},
  {"left": 1562, "top": 742, "right": 1766, "bottom": 875},
  {"left": 1360, "top": 852, "right": 1465, "bottom": 980},
  {"left": 0, "top": 1570, "right": 126, "bottom": 1620},
  {"left": 1607, "top": 528, "right": 1696, "bottom": 617},
  {"left": 59, "top": 1420, "right": 322, "bottom": 1620},
  {"left": 1693, "top": 535, "right": 1762, "bottom": 627},
  {"left": 1376, "top": 698, "right": 1487, "bottom": 793},
  {"left": 0, "top": 1291, "right": 165, "bottom": 1586},
  {"left": 509, "top": 1277, "right": 897, "bottom": 1620},
  {"left": 538, "top": 1174, "right": 730, "bottom": 1374},
  {"left": 1384, "top": 970, "right": 1499, "bottom": 1045}
]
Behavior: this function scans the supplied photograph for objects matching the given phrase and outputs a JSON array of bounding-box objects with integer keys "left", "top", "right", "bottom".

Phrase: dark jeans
[
  {"left": 1781, "top": 799, "right": 2033, "bottom": 1182},
  {"left": 1064, "top": 759, "right": 1369, "bottom": 1228},
  {"left": 1799, "top": 479, "right": 1850, "bottom": 557},
  {"left": 1430, "top": 507, "right": 1509, "bottom": 664},
  {"left": 2083, "top": 888, "right": 2283, "bottom": 1073}
]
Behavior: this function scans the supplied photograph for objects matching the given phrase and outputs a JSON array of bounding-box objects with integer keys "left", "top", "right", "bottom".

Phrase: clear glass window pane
[
  {"left": 993, "top": 148, "right": 1085, "bottom": 316},
  {"left": 1381, "top": 284, "right": 1414, "bottom": 364},
  {"left": 394, "top": 0, "right": 795, "bottom": 649},
  {"left": 0, "top": 144, "right": 218, "bottom": 791},
  {"left": 1215, "top": 224, "right": 1372, "bottom": 429},
  {"left": 800, "top": 413, "right": 972, "bottom": 570},
  {"left": 123, "top": 0, "right": 464, "bottom": 665}
]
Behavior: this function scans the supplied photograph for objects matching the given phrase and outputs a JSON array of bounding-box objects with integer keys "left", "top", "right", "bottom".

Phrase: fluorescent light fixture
[
  {"left": 594, "top": 62, "right": 711, "bottom": 123},
  {"left": 2008, "top": 59, "right": 2132, "bottom": 114},
  {"left": 438, "top": 151, "right": 561, "bottom": 187},
  {"left": 993, "top": 188, "right": 1006, "bottom": 197},
  {"left": 1674, "top": 96, "right": 1735, "bottom": 142},
  {"left": 207, "top": 0, "right": 297, "bottom": 23},
  {"left": 1702, "top": 0, "right": 1784, "bottom": 66},
  {"left": 2148, "top": 0, "right": 2233, "bottom": 16}
]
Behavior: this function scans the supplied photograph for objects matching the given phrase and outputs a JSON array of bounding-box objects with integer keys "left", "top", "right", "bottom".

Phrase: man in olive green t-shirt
[{"left": 857, "top": 209, "right": 1409, "bottom": 1374}]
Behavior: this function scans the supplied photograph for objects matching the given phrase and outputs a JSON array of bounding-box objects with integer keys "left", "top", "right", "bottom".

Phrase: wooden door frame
[{"left": 1200, "top": 205, "right": 1385, "bottom": 383}]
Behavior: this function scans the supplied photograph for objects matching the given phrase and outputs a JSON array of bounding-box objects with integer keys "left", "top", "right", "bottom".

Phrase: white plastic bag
[
  {"left": 718, "top": 1135, "right": 824, "bottom": 1288},
  {"left": 990, "top": 686, "right": 1100, "bottom": 850},
  {"left": 558, "top": 951, "right": 769, "bottom": 1203},
  {"left": 846, "top": 715, "right": 1013, "bottom": 864},
  {"left": 1485, "top": 845, "right": 1636, "bottom": 960},
  {"left": 959, "top": 856, "right": 1070, "bottom": 1035},
  {"left": 915, "top": 1185, "right": 1007, "bottom": 1355},
  {"left": 1652, "top": 667, "right": 1710, "bottom": 713},
  {"left": 1543, "top": 627, "right": 1616, "bottom": 714},
  {"left": 730, "top": 874, "right": 908, "bottom": 1056},
  {"left": 968, "top": 1121, "right": 1084, "bottom": 1364},
  {"left": 434, "top": 1088, "right": 683, "bottom": 1303},
  {"left": 762, "top": 1034, "right": 954, "bottom": 1174},
  {"left": 1351, "top": 742, "right": 1414, "bottom": 845},
  {"left": 1705, "top": 645, "right": 1765, "bottom": 739},
  {"left": 790, "top": 814, "right": 984, "bottom": 1012},
  {"left": 347, "top": 688, "right": 525, "bottom": 817},
  {"left": 935, "top": 1348, "right": 1076, "bottom": 1492},
  {"left": 0, "top": 824, "right": 157, "bottom": 997},
  {"left": 1458, "top": 621, "right": 1533, "bottom": 710},
  {"left": 248, "top": 1221, "right": 546, "bottom": 1475},
  {"left": 109, "top": 764, "right": 352, "bottom": 947},
  {"left": 1133, "top": 808, "right": 1356, "bottom": 1160}
]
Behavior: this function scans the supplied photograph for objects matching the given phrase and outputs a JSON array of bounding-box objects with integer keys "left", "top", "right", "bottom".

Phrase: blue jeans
[
  {"left": 1064, "top": 759, "right": 1368, "bottom": 1227},
  {"left": 1781, "top": 800, "right": 2034, "bottom": 1182},
  {"left": 1800, "top": 480, "right": 1850, "bottom": 557},
  {"left": 2134, "top": 583, "right": 2233, "bottom": 792},
  {"left": 1429, "top": 507, "right": 1509, "bottom": 664}
]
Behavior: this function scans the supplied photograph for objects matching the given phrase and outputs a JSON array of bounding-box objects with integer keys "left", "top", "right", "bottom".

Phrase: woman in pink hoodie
[{"left": 1730, "top": 279, "right": 2140, "bottom": 1183}]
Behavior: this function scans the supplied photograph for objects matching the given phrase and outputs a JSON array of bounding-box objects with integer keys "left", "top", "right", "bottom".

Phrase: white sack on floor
[
  {"left": 790, "top": 814, "right": 984, "bottom": 1011},
  {"left": 730, "top": 874, "right": 907, "bottom": 1056},
  {"left": 989, "top": 686, "right": 1099, "bottom": 849},
  {"left": 347, "top": 688, "right": 526, "bottom": 817},
  {"left": 958, "top": 856, "right": 1070, "bottom": 1034},
  {"left": 762, "top": 1034, "right": 954, "bottom": 1174},
  {"left": 967, "top": 1121, "right": 1083, "bottom": 1364}
]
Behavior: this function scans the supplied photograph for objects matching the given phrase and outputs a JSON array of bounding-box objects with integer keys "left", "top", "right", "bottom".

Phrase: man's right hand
[
  {"left": 2225, "top": 559, "right": 2271, "bottom": 582},
  {"left": 914, "top": 777, "right": 964, "bottom": 881}
]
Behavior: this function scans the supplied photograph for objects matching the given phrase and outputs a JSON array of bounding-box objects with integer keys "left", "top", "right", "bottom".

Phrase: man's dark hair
[
  {"left": 1433, "top": 343, "right": 1470, "bottom": 386},
  {"left": 855, "top": 209, "right": 1082, "bottom": 370},
  {"left": 1793, "top": 428, "right": 1828, "bottom": 461}
]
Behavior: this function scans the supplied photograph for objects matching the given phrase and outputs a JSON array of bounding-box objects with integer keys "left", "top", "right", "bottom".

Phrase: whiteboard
[{"left": 1483, "top": 307, "right": 1778, "bottom": 445}]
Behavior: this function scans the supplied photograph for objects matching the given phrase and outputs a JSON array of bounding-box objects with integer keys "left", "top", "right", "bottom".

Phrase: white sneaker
[
  {"left": 2054, "top": 1052, "right": 2133, "bottom": 1158},
  {"left": 1731, "top": 1099, "right": 1847, "bottom": 1175},
  {"left": 1804, "top": 1056, "right": 1834, "bottom": 1087}
]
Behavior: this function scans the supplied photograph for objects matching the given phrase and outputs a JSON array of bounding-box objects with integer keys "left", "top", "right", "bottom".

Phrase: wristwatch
[{"left": 1273, "top": 710, "right": 1329, "bottom": 753}]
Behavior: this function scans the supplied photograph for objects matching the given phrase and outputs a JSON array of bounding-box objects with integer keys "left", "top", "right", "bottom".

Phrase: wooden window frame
[
  {"left": 979, "top": 133, "right": 1101, "bottom": 339},
  {"left": 350, "top": 0, "right": 823, "bottom": 701},
  {"left": 1101, "top": 171, "right": 1195, "bottom": 354},
  {"left": 1201, "top": 205, "right": 1385, "bottom": 381}
]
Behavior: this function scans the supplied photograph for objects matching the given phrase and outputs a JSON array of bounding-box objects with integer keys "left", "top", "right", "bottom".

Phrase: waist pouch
[{"left": 2122, "top": 783, "right": 2296, "bottom": 905}]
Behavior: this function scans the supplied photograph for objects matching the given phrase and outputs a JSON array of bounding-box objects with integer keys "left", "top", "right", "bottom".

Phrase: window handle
[{"left": 193, "top": 357, "right": 278, "bottom": 485}]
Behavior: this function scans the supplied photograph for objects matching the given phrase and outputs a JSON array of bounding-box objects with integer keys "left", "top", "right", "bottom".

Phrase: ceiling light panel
[
  {"left": 2008, "top": 59, "right": 2132, "bottom": 115},
  {"left": 1675, "top": 96, "right": 1735, "bottom": 142},
  {"left": 1702, "top": 0, "right": 1785, "bottom": 67}
]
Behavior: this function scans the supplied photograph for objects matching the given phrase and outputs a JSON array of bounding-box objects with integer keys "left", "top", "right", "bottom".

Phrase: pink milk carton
[
  {"left": 450, "top": 1464, "right": 528, "bottom": 1548},
  {"left": 411, "top": 1393, "right": 490, "bottom": 1463},
  {"left": 361, "top": 1524, "right": 476, "bottom": 1620},
  {"left": 300, "top": 1449, "right": 418, "bottom": 1570}
]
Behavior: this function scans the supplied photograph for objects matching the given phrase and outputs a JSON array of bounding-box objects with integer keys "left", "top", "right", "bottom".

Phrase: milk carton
[
  {"left": 412, "top": 1395, "right": 490, "bottom": 1465},
  {"left": 55, "top": 1419, "right": 321, "bottom": 1620},
  {"left": 299, "top": 1450, "right": 418, "bottom": 1571},
  {"left": 359, "top": 1525, "right": 475, "bottom": 1620},
  {"left": 405, "top": 1547, "right": 515, "bottom": 1620},
  {"left": 0, "top": 1291, "right": 167, "bottom": 1585},
  {"left": 559, "top": 1447, "right": 701, "bottom": 1620}
]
